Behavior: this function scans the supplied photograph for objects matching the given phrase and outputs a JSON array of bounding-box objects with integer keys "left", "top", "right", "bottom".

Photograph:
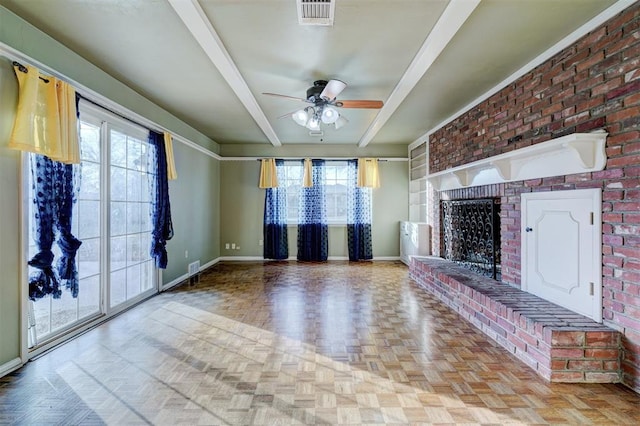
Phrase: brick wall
[{"left": 428, "top": 3, "right": 640, "bottom": 392}]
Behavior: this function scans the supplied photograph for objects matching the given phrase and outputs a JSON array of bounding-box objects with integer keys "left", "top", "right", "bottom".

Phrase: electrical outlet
[
  {"left": 185, "top": 250, "right": 188, "bottom": 258},
  {"left": 259, "top": 239, "right": 263, "bottom": 246},
  {"left": 231, "top": 243, "right": 236, "bottom": 249},
  {"left": 225, "top": 243, "right": 230, "bottom": 249},
  {"left": 236, "top": 246, "right": 241, "bottom": 250}
]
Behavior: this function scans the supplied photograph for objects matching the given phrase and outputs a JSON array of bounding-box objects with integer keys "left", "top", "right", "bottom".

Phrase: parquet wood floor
[{"left": 1, "top": 261, "right": 639, "bottom": 425}]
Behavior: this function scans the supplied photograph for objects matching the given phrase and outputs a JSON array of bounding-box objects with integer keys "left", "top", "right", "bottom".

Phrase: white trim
[
  {"left": 161, "top": 272, "right": 189, "bottom": 291},
  {"left": 160, "top": 257, "right": 222, "bottom": 291},
  {"left": 0, "top": 358, "right": 23, "bottom": 378},
  {"left": 415, "top": 0, "right": 635, "bottom": 145},
  {"left": 359, "top": 0, "right": 481, "bottom": 147},
  {"left": 222, "top": 156, "right": 408, "bottom": 162},
  {"left": 168, "top": 0, "right": 281, "bottom": 147},
  {"left": 219, "top": 256, "right": 401, "bottom": 261},
  {"left": 427, "top": 131, "right": 607, "bottom": 191},
  {"left": 19, "top": 153, "right": 29, "bottom": 364},
  {"left": 219, "top": 256, "right": 265, "bottom": 261},
  {"left": 201, "top": 257, "right": 221, "bottom": 271}
]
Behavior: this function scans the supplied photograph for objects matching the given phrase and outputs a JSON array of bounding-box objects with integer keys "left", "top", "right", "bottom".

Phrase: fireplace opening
[{"left": 441, "top": 198, "right": 501, "bottom": 280}]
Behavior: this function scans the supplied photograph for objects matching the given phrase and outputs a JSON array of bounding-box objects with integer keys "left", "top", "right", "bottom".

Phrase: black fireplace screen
[{"left": 441, "top": 198, "right": 501, "bottom": 280}]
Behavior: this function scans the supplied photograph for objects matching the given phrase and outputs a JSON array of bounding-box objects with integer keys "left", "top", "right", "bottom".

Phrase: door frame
[{"left": 521, "top": 188, "right": 603, "bottom": 322}]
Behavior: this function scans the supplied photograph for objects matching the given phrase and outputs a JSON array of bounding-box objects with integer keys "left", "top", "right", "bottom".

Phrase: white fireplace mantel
[{"left": 427, "top": 131, "right": 608, "bottom": 191}]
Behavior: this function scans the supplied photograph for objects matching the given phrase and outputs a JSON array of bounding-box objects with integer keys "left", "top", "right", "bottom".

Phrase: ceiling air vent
[{"left": 297, "top": 0, "right": 335, "bottom": 26}]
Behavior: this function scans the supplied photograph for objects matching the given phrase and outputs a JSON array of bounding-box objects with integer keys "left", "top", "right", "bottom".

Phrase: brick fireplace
[{"left": 418, "top": 3, "right": 640, "bottom": 392}]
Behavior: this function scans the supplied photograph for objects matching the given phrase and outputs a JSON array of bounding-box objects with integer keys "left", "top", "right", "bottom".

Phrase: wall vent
[
  {"left": 188, "top": 260, "right": 200, "bottom": 284},
  {"left": 297, "top": 0, "right": 335, "bottom": 26}
]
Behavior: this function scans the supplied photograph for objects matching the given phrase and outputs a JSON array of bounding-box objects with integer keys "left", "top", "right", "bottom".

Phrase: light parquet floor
[{"left": 1, "top": 261, "right": 639, "bottom": 425}]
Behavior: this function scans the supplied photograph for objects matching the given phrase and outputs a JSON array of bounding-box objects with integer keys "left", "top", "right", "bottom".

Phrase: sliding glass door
[{"left": 27, "top": 102, "right": 158, "bottom": 349}]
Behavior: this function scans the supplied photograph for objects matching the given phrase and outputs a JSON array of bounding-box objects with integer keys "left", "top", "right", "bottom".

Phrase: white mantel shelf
[{"left": 427, "top": 131, "right": 608, "bottom": 191}]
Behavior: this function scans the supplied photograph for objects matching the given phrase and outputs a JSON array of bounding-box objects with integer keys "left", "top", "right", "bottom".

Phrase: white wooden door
[{"left": 521, "top": 189, "right": 602, "bottom": 322}]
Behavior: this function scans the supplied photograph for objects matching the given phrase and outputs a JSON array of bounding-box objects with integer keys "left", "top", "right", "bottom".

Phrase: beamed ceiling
[{"left": 0, "top": 0, "right": 621, "bottom": 148}]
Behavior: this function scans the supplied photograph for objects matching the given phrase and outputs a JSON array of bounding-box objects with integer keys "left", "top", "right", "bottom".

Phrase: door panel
[{"left": 522, "top": 189, "right": 602, "bottom": 322}]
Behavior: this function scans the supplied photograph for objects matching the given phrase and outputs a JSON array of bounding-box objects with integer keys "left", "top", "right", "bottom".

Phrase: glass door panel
[{"left": 109, "top": 129, "right": 156, "bottom": 309}]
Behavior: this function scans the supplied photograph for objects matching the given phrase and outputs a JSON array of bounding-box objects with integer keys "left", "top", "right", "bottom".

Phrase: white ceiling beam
[
  {"left": 358, "top": 0, "right": 481, "bottom": 148},
  {"left": 168, "top": 0, "right": 281, "bottom": 146}
]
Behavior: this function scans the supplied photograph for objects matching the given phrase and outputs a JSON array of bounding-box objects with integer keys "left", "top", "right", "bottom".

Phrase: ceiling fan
[{"left": 263, "top": 79, "right": 383, "bottom": 131}]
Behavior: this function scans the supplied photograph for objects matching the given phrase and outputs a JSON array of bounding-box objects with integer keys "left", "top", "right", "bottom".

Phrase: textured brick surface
[
  {"left": 426, "top": 2, "right": 640, "bottom": 393},
  {"left": 410, "top": 257, "right": 620, "bottom": 384}
]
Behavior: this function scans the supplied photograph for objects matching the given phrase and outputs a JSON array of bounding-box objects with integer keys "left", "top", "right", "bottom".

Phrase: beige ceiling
[{"left": 0, "top": 0, "right": 618, "bottom": 148}]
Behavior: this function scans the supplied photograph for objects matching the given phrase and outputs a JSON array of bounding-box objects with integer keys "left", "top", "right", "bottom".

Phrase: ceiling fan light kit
[{"left": 263, "top": 79, "right": 383, "bottom": 134}]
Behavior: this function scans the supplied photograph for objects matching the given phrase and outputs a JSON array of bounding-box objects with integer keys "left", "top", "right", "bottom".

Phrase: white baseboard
[
  {"left": 201, "top": 257, "right": 221, "bottom": 270},
  {"left": 219, "top": 256, "right": 264, "bottom": 261},
  {"left": 161, "top": 257, "right": 222, "bottom": 291},
  {"left": 220, "top": 255, "right": 401, "bottom": 261},
  {"left": 0, "top": 357, "right": 23, "bottom": 378}
]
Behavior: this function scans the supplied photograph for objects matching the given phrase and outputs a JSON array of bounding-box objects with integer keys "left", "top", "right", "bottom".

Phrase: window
[
  {"left": 324, "top": 162, "right": 348, "bottom": 222},
  {"left": 27, "top": 101, "right": 158, "bottom": 349},
  {"left": 280, "top": 160, "right": 356, "bottom": 224}
]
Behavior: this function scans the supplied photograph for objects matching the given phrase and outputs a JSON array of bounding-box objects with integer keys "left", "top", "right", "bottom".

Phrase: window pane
[
  {"left": 140, "top": 260, "right": 154, "bottom": 292},
  {"left": 127, "top": 138, "right": 142, "bottom": 170},
  {"left": 51, "top": 290, "right": 78, "bottom": 332},
  {"left": 110, "top": 130, "right": 127, "bottom": 167},
  {"left": 110, "top": 269, "right": 126, "bottom": 308},
  {"left": 80, "top": 122, "right": 100, "bottom": 162},
  {"left": 78, "top": 237, "right": 100, "bottom": 279},
  {"left": 111, "top": 202, "right": 127, "bottom": 236},
  {"left": 110, "top": 235, "right": 127, "bottom": 272},
  {"left": 79, "top": 162, "right": 100, "bottom": 201},
  {"left": 110, "top": 167, "right": 126, "bottom": 201},
  {"left": 78, "top": 200, "right": 100, "bottom": 239},
  {"left": 126, "top": 264, "right": 142, "bottom": 299},
  {"left": 127, "top": 233, "right": 143, "bottom": 264},
  {"left": 126, "top": 170, "right": 142, "bottom": 202},
  {"left": 127, "top": 203, "right": 142, "bottom": 234},
  {"left": 78, "top": 275, "right": 100, "bottom": 319}
]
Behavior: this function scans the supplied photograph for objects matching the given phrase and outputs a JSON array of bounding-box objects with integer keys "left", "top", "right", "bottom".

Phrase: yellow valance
[
  {"left": 163, "top": 132, "right": 178, "bottom": 180},
  {"left": 357, "top": 158, "right": 380, "bottom": 188},
  {"left": 259, "top": 158, "right": 278, "bottom": 188},
  {"left": 302, "top": 158, "right": 313, "bottom": 187},
  {"left": 9, "top": 64, "right": 80, "bottom": 164}
]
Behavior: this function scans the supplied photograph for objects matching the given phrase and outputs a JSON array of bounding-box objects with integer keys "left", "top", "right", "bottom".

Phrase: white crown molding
[{"left": 427, "top": 131, "right": 608, "bottom": 191}]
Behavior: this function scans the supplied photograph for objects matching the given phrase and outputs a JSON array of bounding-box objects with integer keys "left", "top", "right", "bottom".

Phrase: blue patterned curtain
[
  {"left": 347, "top": 159, "right": 373, "bottom": 261},
  {"left": 297, "top": 159, "right": 328, "bottom": 261},
  {"left": 148, "top": 130, "right": 174, "bottom": 269},
  {"left": 29, "top": 155, "right": 82, "bottom": 300},
  {"left": 264, "top": 159, "right": 288, "bottom": 259}
]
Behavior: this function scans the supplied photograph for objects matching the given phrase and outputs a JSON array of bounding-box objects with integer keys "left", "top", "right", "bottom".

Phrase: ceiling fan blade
[
  {"left": 336, "top": 100, "right": 384, "bottom": 109},
  {"left": 262, "top": 92, "right": 310, "bottom": 102},
  {"left": 277, "top": 110, "right": 299, "bottom": 119},
  {"left": 320, "top": 79, "right": 347, "bottom": 101}
]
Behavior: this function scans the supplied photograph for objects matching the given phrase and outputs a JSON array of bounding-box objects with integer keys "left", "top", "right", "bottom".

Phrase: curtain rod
[
  {"left": 246, "top": 157, "right": 406, "bottom": 162},
  {"left": 12, "top": 61, "right": 50, "bottom": 83}
]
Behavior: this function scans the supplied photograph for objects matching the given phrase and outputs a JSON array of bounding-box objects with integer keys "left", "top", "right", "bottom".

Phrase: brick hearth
[{"left": 410, "top": 256, "right": 621, "bottom": 383}]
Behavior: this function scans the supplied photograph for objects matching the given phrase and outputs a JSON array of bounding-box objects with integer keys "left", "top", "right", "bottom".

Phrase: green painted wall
[
  {"left": 0, "top": 7, "right": 221, "bottom": 369},
  {"left": 0, "top": 57, "right": 21, "bottom": 368},
  {"left": 220, "top": 155, "right": 408, "bottom": 258},
  {"left": 165, "top": 144, "right": 220, "bottom": 283}
]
